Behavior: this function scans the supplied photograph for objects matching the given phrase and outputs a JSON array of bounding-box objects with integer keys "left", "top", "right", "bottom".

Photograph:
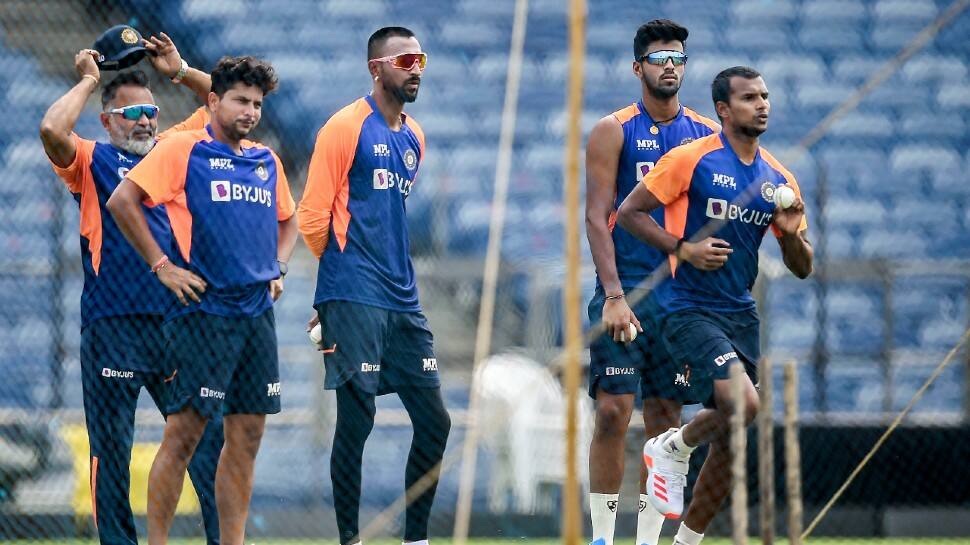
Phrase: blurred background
[{"left": 1, "top": 0, "right": 969, "bottom": 542}]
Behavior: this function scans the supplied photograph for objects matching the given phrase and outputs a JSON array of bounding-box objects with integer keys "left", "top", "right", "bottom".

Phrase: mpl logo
[
  {"left": 200, "top": 387, "right": 226, "bottom": 399},
  {"left": 422, "top": 358, "right": 438, "bottom": 372},
  {"left": 267, "top": 382, "right": 281, "bottom": 396},
  {"left": 674, "top": 364, "right": 691, "bottom": 387},
  {"left": 101, "top": 368, "right": 134, "bottom": 379},
  {"left": 373, "top": 143, "right": 390, "bottom": 157},
  {"left": 712, "top": 172, "right": 736, "bottom": 189},
  {"left": 636, "top": 161, "right": 655, "bottom": 182},
  {"left": 209, "top": 158, "right": 235, "bottom": 170},
  {"left": 714, "top": 351, "right": 738, "bottom": 367},
  {"left": 211, "top": 180, "right": 231, "bottom": 201},
  {"left": 361, "top": 362, "right": 381, "bottom": 373},
  {"left": 636, "top": 139, "right": 660, "bottom": 151},
  {"left": 116, "top": 152, "right": 133, "bottom": 164},
  {"left": 705, "top": 198, "right": 773, "bottom": 226}
]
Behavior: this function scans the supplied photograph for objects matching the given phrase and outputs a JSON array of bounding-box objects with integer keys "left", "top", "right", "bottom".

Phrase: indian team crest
[
  {"left": 403, "top": 148, "right": 418, "bottom": 171},
  {"left": 760, "top": 181, "right": 776, "bottom": 202},
  {"left": 120, "top": 27, "right": 139, "bottom": 45},
  {"left": 255, "top": 160, "right": 269, "bottom": 181}
]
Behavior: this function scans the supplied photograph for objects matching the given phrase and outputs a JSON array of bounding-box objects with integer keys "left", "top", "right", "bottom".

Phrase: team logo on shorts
[
  {"left": 422, "top": 358, "right": 438, "bottom": 372},
  {"left": 605, "top": 367, "right": 636, "bottom": 376},
  {"left": 674, "top": 364, "right": 691, "bottom": 387},
  {"left": 200, "top": 387, "right": 226, "bottom": 399},
  {"left": 255, "top": 160, "right": 269, "bottom": 181},
  {"left": 403, "top": 149, "right": 418, "bottom": 171},
  {"left": 267, "top": 382, "right": 281, "bottom": 396},
  {"left": 760, "top": 181, "right": 776, "bottom": 203},
  {"left": 120, "top": 27, "right": 139, "bottom": 45},
  {"left": 101, "top": 368, "right": 134, "bottom": 379}
]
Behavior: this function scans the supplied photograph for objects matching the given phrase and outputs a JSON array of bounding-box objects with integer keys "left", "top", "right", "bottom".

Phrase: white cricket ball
[
  {"left": 624, "top": 322, "right": 638, "bottom": 343},
  {"left": 774, "top": 185, "right": 796, "bottom": 209},
  {"left": 309, "top": 323, "right": 322, "bottom": 345}
]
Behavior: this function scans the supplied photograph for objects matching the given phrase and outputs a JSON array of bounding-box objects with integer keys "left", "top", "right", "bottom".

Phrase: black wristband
[{"left": 673, "top": 238, "right": 686, "bottom": 256}]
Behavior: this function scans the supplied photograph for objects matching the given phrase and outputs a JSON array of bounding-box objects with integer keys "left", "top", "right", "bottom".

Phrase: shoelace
[{"left": 657, "top": 471, "right": 687, "bottom": 488}]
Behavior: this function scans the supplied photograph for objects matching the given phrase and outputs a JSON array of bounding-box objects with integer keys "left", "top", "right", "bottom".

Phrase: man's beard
[
  {"left": 738, "top": 123, "right": 766, "bottom": 138},
  {"left": 117, "top": 132, "right": 155, "bottom": 156},
  {"left": 385, "top": 79, "right": 419, "bottom": 103},
  {"left": 223, "top": 119, "right": 255, "bottom": 141},
  {"left": 643, "top": 73, "right": 680, "bottom": 100}
]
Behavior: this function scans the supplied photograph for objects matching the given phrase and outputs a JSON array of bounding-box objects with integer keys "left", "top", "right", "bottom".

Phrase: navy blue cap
[{"left": 93, "top": 25, "right": 146, "bottom": 71}]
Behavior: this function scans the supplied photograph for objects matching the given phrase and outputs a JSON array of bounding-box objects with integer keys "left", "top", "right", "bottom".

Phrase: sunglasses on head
[
  {"left": 109, "top": 104, "right": 160, "bottom": 120},
  {"left": 371, "top": 52, "right": 428, "bottom": 71},
  {"left": 638, "top": 50, "right": 688, "bottom": 66}
]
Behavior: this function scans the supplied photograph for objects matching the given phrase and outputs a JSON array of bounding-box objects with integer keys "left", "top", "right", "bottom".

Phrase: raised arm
[
  {"left": 143, "top": 32, "right": 211, "bottom": 103},
  {"left": 39, "top": 49, "right": 100, "bottom": 168}
]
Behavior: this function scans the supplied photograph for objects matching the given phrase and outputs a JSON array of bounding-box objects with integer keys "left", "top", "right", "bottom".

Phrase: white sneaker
[{"left": 642, "top": 429, "right": 690, "bottom": 519}]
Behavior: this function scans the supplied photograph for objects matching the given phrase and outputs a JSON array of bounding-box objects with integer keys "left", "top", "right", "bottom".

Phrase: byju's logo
[
  {"left": 706, "top": 198, "right": 728, "bottom": 219},
  {"left": 200, "top": 387, "right": 226, "bottom": 399},
  {"left": 361, "top": 362, "right": 381, "bottom": 373},
  {"left": 211, "top": 180, "right": 230, "bottom": 201},
  {"left": 101, "top": 368, "right": 134, "bottom": 379}
]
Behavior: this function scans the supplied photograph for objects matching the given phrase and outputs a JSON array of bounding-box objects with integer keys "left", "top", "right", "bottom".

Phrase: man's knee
[
  {"left": 224, "top": 415, "right": 265, "bottom": 458},
  {"left": 161, "top": 410, "right": 208, "bottom": 461},
  {"left": 642, "top": 397, "right": 682, "bottom": 437},
  {"left": 594, "top": 393, "right": 634, "bottom": 438}
]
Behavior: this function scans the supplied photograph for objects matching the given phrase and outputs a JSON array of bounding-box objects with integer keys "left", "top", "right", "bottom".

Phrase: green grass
[{"left": 15, "top": 536, "right": 970, "bottom": 545}]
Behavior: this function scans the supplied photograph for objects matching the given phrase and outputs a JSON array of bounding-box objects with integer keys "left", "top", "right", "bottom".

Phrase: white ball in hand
[
  {"left": 309, "top": 323, "right": 322, "bottom": 345},
  {"left": 774, "top": 185, "right": 796, "bottom": 209},
  {"left": 624, "top": 322, "right": 638, "bottom": 343}
]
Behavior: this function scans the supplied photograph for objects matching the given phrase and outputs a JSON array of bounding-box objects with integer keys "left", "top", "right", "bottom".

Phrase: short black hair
[
  {"left": 634, "top": 19, "right": 688, "bottom": 60},
  {"left": 711, "top": 65, "right": 763, "bottom": 117},
  {"left": 101, "top": 70, "right": 150, "bottom": 109},
  {"left": 367, "top": 26, "right": 416, "bottom": 60},
  {"left": 210, "top": 56, "right": 278, "bottom": 97}
]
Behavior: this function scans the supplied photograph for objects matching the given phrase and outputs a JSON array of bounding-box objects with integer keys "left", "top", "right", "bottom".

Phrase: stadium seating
[{"left": 3, "top": 0, "right": 969, "bottom": 511}]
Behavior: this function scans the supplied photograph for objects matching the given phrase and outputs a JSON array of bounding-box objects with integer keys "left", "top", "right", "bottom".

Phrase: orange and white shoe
[{"left": 643, "top": 428, "right": 690, "bottom": 519}]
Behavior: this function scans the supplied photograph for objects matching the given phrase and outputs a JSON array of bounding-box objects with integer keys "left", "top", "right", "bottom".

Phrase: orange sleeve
[
  {"left": 643, "top": 145, "right": 698, "bottom": 205},
  {"left": 125, "top": 133, "right": 197, "bottom": 206},
  {"left": 49, "top": 133, "right": 95, "bottom": 194},
  {"left": 157, "top": 107, "right": 210, "bottom": 140},
  {"left": 408, "top": 116, "right": 426, "bottom": 164},
  {"left": 272, "top": 151, "right": 295, "bottom": 221},
  {"left": 298, "top": 108, "right": 364, "bottom": 258},
  {"left": 762, "top": 150, "right": 810, "bottom": 237}
]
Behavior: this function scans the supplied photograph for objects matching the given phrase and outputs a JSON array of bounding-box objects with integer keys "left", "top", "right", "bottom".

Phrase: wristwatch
[
  {"left": 277, "top": 260, "right": 288, "bottom": 278},
  {"left": 171, "top": 59, "right": 188, "bottom": 84}
]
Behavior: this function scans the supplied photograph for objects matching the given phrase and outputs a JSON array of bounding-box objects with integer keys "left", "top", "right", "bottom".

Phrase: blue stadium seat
[
  {"left": 902, "top": 54, "right": 967, "bottom": 84},
  {"left": 725, "top": 27, "right": 793, "bottom": 55},
  {"left": 827, "top": 112, "right": 894, "bottom": 143},
  {"left": 890, "top": 146, "right": 961, "bottom": 175},
  {"left": 822, "top": 231, "right": 859, "bottom": 259},
  {"left": 931, "top": 168, "right": 970, "bottom": 197},
  {"left": 937, "top": 83, "right": 970, "bottom": 110},
  {"left": 732, "top": 0, "right": 797, "bottom": 25},
  {"left": 825, "top": 363, "right": 885, "bottom": 413},
  {"left": 936, "top": 12, "right": 970, "bottom": 54},
  {"left": 325, "top": 0, "right": 387, "bottom": 18},
  {"left": 440, "top": 22, "right": 510, "bottom": 53},
  {"left": 457, "top": 0, "right": 513, "bottom": 18},
  {"left": 869, "top": 23, "right": 925, "bottom": 53},
  {"left": 799, "top": 0, "right": 867, "bottom": 25},
  {"left": 831, "top": 55, "right": 890, "bottom": 85},
  {"left": 860, "top": 76, "right": 931, "bottom": 109},
  {"left": 819, "top": 147, "right": 890, "bottom": 193},
  {"left": 473, "top": 53, "right": 541, "bottom": 84},
  {"left": 796, "top": 83, "right": 854, "bottom": 109},
  {"left": 181, "top": 0, "right": 246, "bottom": 21},
  {"left": 872, "top": 0, "right": 938, "bottom": 25},
  {"left": 901, "top": 113, "right": 966, "bottom": 141},
  {"left": 892, "top": 363, "right": 963, "bottom": 413},
  {"left": 587, "top": 23, "right": 632, "bottom": 54},
  {"left": 859, "top": 230, "right": 929, "bottom": 259},
  {"left": 759, "top": 54, "right": 826, "bottom": 86},
  {"left": 798, "top": 26, "right": 865, "bottom": 56}
]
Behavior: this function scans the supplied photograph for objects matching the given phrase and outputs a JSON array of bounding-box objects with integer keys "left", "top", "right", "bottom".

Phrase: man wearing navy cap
[{"left": 40, "top": 30, "right": 222, "bottom": 545}]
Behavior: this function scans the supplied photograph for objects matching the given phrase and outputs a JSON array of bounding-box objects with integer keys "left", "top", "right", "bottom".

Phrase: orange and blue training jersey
[
  {"left": 126, "top": 124, "right": 295, "bottom": 320},
  {"left": 298, "top": 95, "right": 425, "bottom": 312},
  {"left": 643, "top": 132, "right": 808, "bottom": 315},
  {"left": 606, "top": 102, "right": 718, "bottom": 289},
  {"left": 49, "top": 107, "right": 209, "bottom": 327}
]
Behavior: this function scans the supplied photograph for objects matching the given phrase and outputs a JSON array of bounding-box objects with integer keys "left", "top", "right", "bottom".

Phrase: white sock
[
  {"left": 589, "top": 492, "right": 620, "bottom": 545},
  {"left": 403, "top": 541, "right": 428, "bottom": 545},
  {"left": 636, "top": 493, "right": 665, "bottom": 545},
  {"left": 673, "top": 521, "right": 704, "bottom": 545},
  {"left": 663, "top": 426, "right": 697, "bottom": 455}
]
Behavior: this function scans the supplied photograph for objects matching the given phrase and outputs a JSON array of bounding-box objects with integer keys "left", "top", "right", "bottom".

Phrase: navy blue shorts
[
  {"left": 316, "top": 300, "right": 440, "bottom": 395},
  {"left": 163, "top": 309, "right": 281, "bottom": 418},
  {"left": 587, "top": 288, "right": 693, "bottom": 403},
  {"left": 656, "top": 306, "right": 761, "bottom": 408}
]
